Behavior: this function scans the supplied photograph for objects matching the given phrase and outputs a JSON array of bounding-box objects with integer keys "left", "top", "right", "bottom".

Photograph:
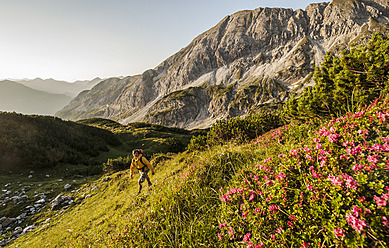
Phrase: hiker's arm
[
  {"left": 129, "top": 162, "right": 135, "bottom": 178},
  {"left": 142, "top": 157, "right": 154, "bottom": 174}
]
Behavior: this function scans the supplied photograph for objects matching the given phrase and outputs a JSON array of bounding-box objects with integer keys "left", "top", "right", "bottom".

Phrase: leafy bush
[
  {"left": 161, "top": 137, "right": 184, "bottom": 153},
  {"left": 217, "top": 96, "right": 389, "bottom": 247},
  {"left": 187, "top": 134, "right": 209, "bottom": 151},
  {"left": 283, "top": 33, "right": 389, "bottom": 121},
  {"left": 188, "top": 112, "right": 283, "bottom": 150},
  {"left": 103, "top": 155, "right": 131, "bottom": 173}
]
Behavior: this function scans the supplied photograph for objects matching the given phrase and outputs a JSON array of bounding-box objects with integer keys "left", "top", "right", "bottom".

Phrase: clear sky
[{"left": 0, "top": 0, "right": 325, "bottom": 82}]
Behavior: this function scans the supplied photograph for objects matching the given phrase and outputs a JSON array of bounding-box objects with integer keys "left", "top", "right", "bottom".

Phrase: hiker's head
[{"left": 132, "top": 149, "right": 141, "bottom": 157}]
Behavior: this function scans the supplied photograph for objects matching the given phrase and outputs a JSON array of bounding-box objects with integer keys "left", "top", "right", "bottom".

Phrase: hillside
[
  {"left": 8, "top": 95, "right": 389, "bottom": 247},
  {"left": 0, "top": 113, "right": 121, "bottom": 171},
  {"left": 56, "top": 0, "right": 389, "bottom": 129},
  {"left": 0, "top": 80, "right": 72, "bottom": 116},
  {"left": 0, "top": 114, "right": 202, "bottom": 172},
  {"left": 0, "top": 114, "right": 203, "bottom": 247}
]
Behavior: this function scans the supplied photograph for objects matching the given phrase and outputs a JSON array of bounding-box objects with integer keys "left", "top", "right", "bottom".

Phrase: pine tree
[{"left": 283, "top": 33, "right": 389, "bottom": 121}]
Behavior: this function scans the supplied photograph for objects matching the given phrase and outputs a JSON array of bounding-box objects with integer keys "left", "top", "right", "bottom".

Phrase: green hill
[
  {"left": 0, "top": 115, "right": 202, "bottom": 173},
  {"left": 0, "top": 113, "right": 121, "bottom": 171},
  {"left": 0, "top": 114, "right": 203, "bottom": 246}
]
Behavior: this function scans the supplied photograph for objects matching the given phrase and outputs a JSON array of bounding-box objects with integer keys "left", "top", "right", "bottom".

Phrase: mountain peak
[{"left": 56, "top": 0, "right": 389, "bottom": 129}]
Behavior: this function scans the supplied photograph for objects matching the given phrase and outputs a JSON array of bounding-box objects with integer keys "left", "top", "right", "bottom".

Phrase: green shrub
[
  {"left": 103, "top": 155, "right": 131, "bottom": 173},
  {"left": 188, "top": 111, "right": 283, "bottom": 150},
  {"left": 164, "top": 137, "right": 185, "bottom": 153},
  {"left": 283, "top": 33, "right": 389, "bottom": 121},
  {"left": 187, "top": 134, "right": 208, "bottom": 151}
]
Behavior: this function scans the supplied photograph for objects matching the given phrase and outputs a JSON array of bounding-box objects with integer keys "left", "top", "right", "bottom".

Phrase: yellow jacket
[{"left": 130, "top": 154, "right": 154, "bottom": 176}]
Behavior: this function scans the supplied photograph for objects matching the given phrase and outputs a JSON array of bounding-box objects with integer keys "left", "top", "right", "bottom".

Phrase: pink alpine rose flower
[
  {"left": 382, "top": 216, "right": 389, "bottom": 226},
  {"left": 219, "top": 223, "right": 227, "bottom": 229},
  {"left": 243, "top": 233, "right": 251, "bottom": 243},
  {"left": 346, "top": 212, "right": 368, "bottom": 233},
  {"left": 278, "top": 171, "right": 286, "bottom": 178},
  {"left": 328, "top": 133, "right": 341, "bottom": 143},
  {"left": 374, "top": 195, "right": 387, "bottom": 207},
  {"left": 328, "top": 175, "right": 343, "bottom": 186},
  {"left": 352, "top": 205, "right": 363, "bottom": 217},
  {"left": 333, "top": 227, "right": 345, "bottom": 238}
]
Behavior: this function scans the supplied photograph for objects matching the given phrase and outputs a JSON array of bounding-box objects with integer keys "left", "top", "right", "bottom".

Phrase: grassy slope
[
  {"left": 9, "top": 152, "right": 185, "bottom": 247},
  {"left": 9, "top": 96, "right": 389, "bottom": 247},
  {"left": 7, "top": 33, "right": 389, "bottom": 248},
  {"left": 0, "top": 117, "right": 200, "bottom": 247},
  {"left": 8, "top": 116, "right": 310, "bottom": 247}
]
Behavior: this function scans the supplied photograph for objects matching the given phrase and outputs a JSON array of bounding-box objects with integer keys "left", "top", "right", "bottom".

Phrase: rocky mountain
[
  {"left": 16, "top": 77, "right": 102, "bottom": 98},
  {"left": 0, "top": 80, "right": 72, "bottom": 115},
  {"left": 56, "top": 0, "right": 389, "bottom": 129}
]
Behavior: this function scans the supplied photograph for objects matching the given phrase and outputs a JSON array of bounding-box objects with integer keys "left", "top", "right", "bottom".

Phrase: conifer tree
[{"left": 283, "top": 33, "right": 389, "bottom": 121}]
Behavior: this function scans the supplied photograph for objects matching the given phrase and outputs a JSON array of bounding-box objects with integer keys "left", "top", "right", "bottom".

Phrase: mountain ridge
[
  {"left": 0, "top": 80, "right": 72, "bottom": 116},
  {"left": 16, "top": 77, "right": 102, "bottom": 98},
  {"left": 56, "top": 0, "right": 389, "bottom": 129}
]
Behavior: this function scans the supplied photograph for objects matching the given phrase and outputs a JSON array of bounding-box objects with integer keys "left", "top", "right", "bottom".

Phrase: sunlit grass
[
  {"left": 8, "top": 125, "right": 305, "bottom": 247},
  {"left": 8, "top": 98, "right": 389, "bottom": 247},
  {"left": 10, "top": 152, "right": 187, "bottom": 247}
]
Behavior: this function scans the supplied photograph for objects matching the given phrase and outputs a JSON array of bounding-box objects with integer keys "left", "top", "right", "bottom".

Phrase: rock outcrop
[{"left": 56, "top": 0, "right": 389, "bottom": 129}]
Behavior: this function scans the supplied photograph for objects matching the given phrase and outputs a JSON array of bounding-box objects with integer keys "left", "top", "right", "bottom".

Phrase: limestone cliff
[{"left": 56, "top": 0, "right": 389, "bottom": 129}]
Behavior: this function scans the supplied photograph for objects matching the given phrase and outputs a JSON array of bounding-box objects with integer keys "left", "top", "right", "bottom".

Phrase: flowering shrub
[{"left": 218, "top": 96, "right": 389, "bottom": 247}]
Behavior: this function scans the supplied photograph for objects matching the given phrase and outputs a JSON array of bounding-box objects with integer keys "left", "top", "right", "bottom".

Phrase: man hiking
[{"left": 130, "top": 149, "right": 154, "bottom": 196}]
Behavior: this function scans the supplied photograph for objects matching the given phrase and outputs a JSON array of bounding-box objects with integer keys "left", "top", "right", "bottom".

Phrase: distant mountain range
[
  {"left": 55, "top": 0, "right": 389, "bottom": 129},
  {"left": 0, "top": 80, "right": 72, "bottom": 115},
  {"left": 0, "top": 78, "right": 102, "bottom": 116},
  {"left": 15, "top": 77, "right": 102, "bottom": 98}
]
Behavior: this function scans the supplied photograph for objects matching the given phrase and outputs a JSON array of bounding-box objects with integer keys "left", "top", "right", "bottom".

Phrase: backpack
[
  {"left": 134, "top": 149, "right": 150, "bottom": 171},
  {"left": 139, "top": 149, "right": 150, "bottom": 162}
]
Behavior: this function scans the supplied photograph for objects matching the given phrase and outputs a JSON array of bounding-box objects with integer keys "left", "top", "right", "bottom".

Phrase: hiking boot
[{"left": 136, "top": 191, "right": 141, "bottom": 196}]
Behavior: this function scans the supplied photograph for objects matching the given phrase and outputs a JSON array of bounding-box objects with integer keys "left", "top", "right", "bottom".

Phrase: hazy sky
[{"left": 0, "top": 0, "right": 325, "bottom": 82}]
